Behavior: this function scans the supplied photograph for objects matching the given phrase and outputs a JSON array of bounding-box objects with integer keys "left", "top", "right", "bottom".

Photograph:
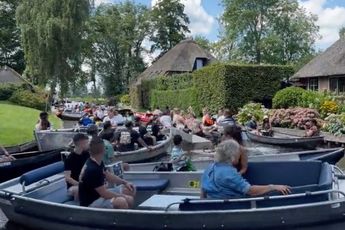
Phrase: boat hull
[
  {"left": 58, "top": 112, "right": 83, "bottom": 121},
  {"left": 246, "top": 131, "right": 324, "bottom": 149},
  {"left": 4, "top": 141, "right": 38, "bottom": 154}
]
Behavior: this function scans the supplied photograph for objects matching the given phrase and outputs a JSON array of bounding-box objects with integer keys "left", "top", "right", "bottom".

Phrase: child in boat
[
  {"left": 169, "top": 135, "right": 189, "bottom": 171},
  {"left": 64, "top": 133, "right": 90, "bottom": 201},
  {"left": 78, "top": 137, "right": 136, "bottom": 209},
  {"left": 35, "top": 111, "right": 51, "bottom": 131},
  {"left": 304, "top": 119, "right": 320, "bottom": 137}
]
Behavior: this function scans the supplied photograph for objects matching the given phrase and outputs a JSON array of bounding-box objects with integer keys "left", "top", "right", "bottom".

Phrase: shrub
[
  {"left": 272, "top": 87, "right": 306, "bottom": 109},
  {"left": 237, "top": 103, "right": 268, "bottom": 124},
  {"left": 120, "top": 94, "right": 130, "bottom": 105},
  {"left": 319, "top": 100, "right": 339, "bottom": 117},
  {"left": 9, "top": 90, "right": 46, "bottom": 111},
  {"left": 270, "top": 108, "right": 322, "bottom": 129},
  {"left": 0, "top": 84, "right": 24, "bottom": 100},
  {"left": 323, "top": 113, "right": 345, "bottom": 136}
]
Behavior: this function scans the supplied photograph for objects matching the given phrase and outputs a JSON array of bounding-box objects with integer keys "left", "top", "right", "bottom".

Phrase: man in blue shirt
[{"left": 201, "top": 140, "right": 291, "bottom": 199}]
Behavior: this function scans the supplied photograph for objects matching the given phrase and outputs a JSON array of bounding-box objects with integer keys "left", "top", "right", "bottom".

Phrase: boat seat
[
  {"left": 19, "top": 162, "right": 64, "bottom": 187},
  {"left": 128, "top": 179, "right": 169, "bottom": 191}
]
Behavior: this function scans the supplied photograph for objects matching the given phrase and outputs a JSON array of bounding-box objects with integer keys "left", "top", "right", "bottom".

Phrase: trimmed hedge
[
  {"left": 272, "top": 87, "right": 305, "bottom": 109},
  {"left": 131, "top": 64, "right": 294, "bottom": 114},
  {"left": 0, "top": 84, "right": 29, "bottom": 100},
  {"left": 150, "top": 88, "right": 199, "bottom": 114}
]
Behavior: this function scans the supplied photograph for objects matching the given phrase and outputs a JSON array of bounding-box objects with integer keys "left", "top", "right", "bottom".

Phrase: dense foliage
[
  {"left": 0, "top": 0, "right": 25, "bottom": 73},
  {"left": 270, "top": 108, "right": 322, "bottom": 129},
  {"left": 9, "top": 89, "right": 47, "bottom": 111},
  {"left": 220, "top": 0, "right": 319, "bottom": 65},
  {"left": 272, "top": 87, "right": 306, "bottom": 109},
  {"left": 323, "top": 113, "right": 345, "bottom": 136},
  {"left": 132, "top": 64, "right": 294, "bottom": 114},
  {"left": 237, "top": 103, "right": 268, "bottom": 124}
]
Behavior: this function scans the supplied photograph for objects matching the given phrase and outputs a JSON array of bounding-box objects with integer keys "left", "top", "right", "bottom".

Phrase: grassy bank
[{"left": 0, "top": 102, "right": 62, "bottom": 146}]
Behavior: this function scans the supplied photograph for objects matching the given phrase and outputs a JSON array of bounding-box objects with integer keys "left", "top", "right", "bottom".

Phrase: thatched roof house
[
  {"left": 292, "top": 38, "right": 345, "bottom": 93},
  {"left": 0, "top": 66, "right": 31, "bottom": 85},
  {"left": 135, "top": 39, "right": 216, "bottom": 84},
  {"left": 131, "top": 39, "right": 216, "bottom": 108}
]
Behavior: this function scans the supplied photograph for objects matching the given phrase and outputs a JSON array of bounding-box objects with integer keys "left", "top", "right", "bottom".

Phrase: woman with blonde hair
[{"left": 201, "top": 140, "right": 291, "bottom": 199}]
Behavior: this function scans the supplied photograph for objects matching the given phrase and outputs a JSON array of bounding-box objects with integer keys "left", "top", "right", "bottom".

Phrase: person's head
[
  {"left": 202, "top": 107, "right": 209, "bottom": 115},
  {"left": 39, "top": 111, "right": 49, "bottom": 121},
  {"left": 218, "top": 109, "right": 224, "bottom": 116},
  {"left": 215, "top": 139, "right": 241, "bottom": 165},
  {"left": 173, "top": 135, "right": 183, "bottom": 146},
  {"left": 223, "top": 125, "right": 243, "bottom": 145},
  {"left": 87, "top": 124, "right": 99, "bottom": 137},
  {"left": 113, "top": 110, "right": 119, "bottom": 116},
  {"left": 263, "top": 115, "right": 269, "bottom": 122},
  {"left": 108, "top": 108, "right": 114, "bottom": 118},
  {"left": 305, "top": 121, "right": 311, "bottom": 129},
  {"left": 73, "top": 133, "right": 89, "bottom": 151},
  {"left": 103, "top": 121, "right": 112, "bottom": 130},
  {"left": 89, "top": 136, "right": 105, "bottom": 158},
  {"left": 174, "top": 108, "right": 180, "bottom": 115},
  {"left": 251, "top": 115, "right": 256, "bottom": 121},
  {"left": 223, "top": 109, "right": 232, "bottom": 118},
  {"left": 125, "top": 121, "right": 134, "bottom": 129}
]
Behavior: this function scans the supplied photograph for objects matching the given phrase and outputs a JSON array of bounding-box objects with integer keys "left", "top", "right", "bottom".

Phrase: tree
[
  {"left": 16, "top": 0, "right": 90, "bottom": 95},
  {"left": 0, "top": 0, "right": 25, "bottom": 73},
  {"left": 340, "top": 27, "right": 345, "bottom": 39},
  {"left": 150, "top": 0, "right": 190, "bottom": 52},
  {"left": 87, "top": 2, "right": 150, "bottom": 96},
  {"left": 221, "top": 0, "right": 319, "bottom": 64},
  {"left": 194, "top": 35, "right": 213, "bottom": 52}
]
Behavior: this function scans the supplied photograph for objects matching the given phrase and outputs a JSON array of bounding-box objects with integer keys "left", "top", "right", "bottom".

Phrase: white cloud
[
  {"left": 94, "top": 0, "right": 111, "bottom": 7},
  {"left": 151, "top": 0, "right": 215, "bottom": 37},
  {"left": 299, "top": 0, "right": 345, "bottom": 49}
]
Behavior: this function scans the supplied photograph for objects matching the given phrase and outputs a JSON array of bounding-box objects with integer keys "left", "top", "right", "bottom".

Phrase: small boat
[
  {"left": 4, "top": 140, "right": 38, "bottom": 154},
  {"left": 57, "top": 110, "right": 84, "bottom": 121},
  {"left": 171, "top": 128, "right": 213, "bottom": 151},
  {"left": 246, "top": 130, "right": 324, "bottom": 149},
  {"left": 35, "top": 130, "right": 173, "bottom": 163},
  {"left": 1, "top": 160, "right": 345, "bottom": 229},
  {"left": 0, "top": 149, "right": 63, "bottom": 182},
  {"left": 111, "top": 135, "right": 173, "bottom": 163},
  {"left": 128, "top": 148, "right": 345, "bottom": 171}
]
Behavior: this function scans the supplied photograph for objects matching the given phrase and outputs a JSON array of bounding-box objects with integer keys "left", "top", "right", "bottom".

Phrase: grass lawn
[{"left": 0, "top": 101, "right": 62, "bottom": 146}]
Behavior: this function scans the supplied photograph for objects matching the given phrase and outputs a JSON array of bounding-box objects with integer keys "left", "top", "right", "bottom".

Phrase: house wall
[{"left": 319, "top": 76, "right": 329, "bottom": 91}]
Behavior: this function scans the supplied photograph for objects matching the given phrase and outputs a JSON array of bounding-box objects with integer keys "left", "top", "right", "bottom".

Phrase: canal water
[{"left": 1, "top": 120, "right": 345, "bottom": 229}]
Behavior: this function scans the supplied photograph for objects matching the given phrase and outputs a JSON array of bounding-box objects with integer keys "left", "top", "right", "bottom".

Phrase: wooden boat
[
  {"left": 128, "top": 148, "right": 345, "bottom": 171},
  {"left": 1, "top": 160, "right": 345, "bottom": 229},
  {"left": 246, "top": 130, "right": 324, "bottom": 149},
  {"left": 4, "top": 140, "right": 38, "bottom": 154},
  {"left": 35, "top": 130, "right": 173, "bottom": 163},
  {"left": 0, "top": 149, "right": 63, "bottom": 182}
]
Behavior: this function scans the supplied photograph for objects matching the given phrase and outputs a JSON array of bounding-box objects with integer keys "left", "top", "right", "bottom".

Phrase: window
[
  {"left": 329, "top": 77, "right": 345, "bottom": 94},
  {"left": 308, "top": 77, "right": 318, "bottom": 91}
]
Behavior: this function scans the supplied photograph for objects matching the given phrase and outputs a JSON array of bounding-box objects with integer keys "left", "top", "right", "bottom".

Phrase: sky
[{"left": 95, "top": 0, "right": 345, "bottom": 51}]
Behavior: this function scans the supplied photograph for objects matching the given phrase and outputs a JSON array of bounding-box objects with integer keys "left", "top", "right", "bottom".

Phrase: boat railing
[{"left": 165, "top": 189, "right": 345, "bottom": 212}]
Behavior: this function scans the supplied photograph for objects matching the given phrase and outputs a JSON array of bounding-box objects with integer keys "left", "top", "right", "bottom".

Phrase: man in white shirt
[
  {"left": 159, "top": 111, "right": 172, "bottom": 128},
  {"left": 103, "top": 109, "right": 125, "bottom": 127}
]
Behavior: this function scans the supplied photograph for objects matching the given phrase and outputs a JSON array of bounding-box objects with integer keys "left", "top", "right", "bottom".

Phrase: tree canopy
[{"left": 220, "top": 0, "right": 319, "bottom": 65}]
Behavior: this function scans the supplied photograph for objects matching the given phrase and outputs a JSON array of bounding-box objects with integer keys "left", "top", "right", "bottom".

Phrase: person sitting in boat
[
  {"left": 245, "top": 115, "right": 257, "bottom": 130},
  {"left": 216, "top": 108, "right": 225, "bottom": 125},
  {"left": 35, "top": 111, "right": 51, "bottom": 131},
  {"left": 114, "top": 121, "right": 152, "bottom": 152},
  {"left": 94, "top": 106, "right": 105, "bottom": 122},
  {"left": 173, "top": 108, "right": 185, "bottom": 129},
  {"left": 100, "top": 121, "right": 115, "bottom": 143},
  {"left": 217, "top": 109, "right": 236, "bottom": 128},
  {"left": 260, "top": 115, "right": 273, "bottom": 136},
  {"left": 139, "top": 126, "right": 156, "bottom": 147},
  {"left": 0, "top": 145, "right": 15, "bottom": 162},
  {"left": 304, "top": 119, "right": 320, "bottom": 137},
  {"left": 103, "top": 108, "right": 123, "bottom": 128},
  {"left": 201, "top": 140, "right": 291, "bottom": 199},
  {"left": 222, "top": 125, "right": 248, "bottom": 175},
  {"left": 159, "top": 110, "right": 172, "bottom": 129},
  {"left": 79, "top": 137, "right": 136, "bottom": 209},
  {"left": 87, "top": 125, "right": 114, "bottom": 165},
  {"left": 169, "top": 135, "right": 189, "bottom": 171},
  {"left": 64, "top": 133, "right": 90, "bottom": 201},
  {"left": 79, "top": 113, "right": 94, "bottom": 127}
]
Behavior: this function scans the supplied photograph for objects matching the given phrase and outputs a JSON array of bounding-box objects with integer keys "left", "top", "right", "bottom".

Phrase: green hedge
[
  {"left": 150, "top": 88, "right": 199, "bottom": 114},
  {"left": 272, "top": 86, "right": 306, "bottom": 108},
  {"left": 0, "top": 84, "right": 30, "bottom": 100},
  {"left": 9, "top": 89, "right": 46, "bottom": 111},
  {"left": 131, "top": 64, "right": 294, "bottom": 113}
]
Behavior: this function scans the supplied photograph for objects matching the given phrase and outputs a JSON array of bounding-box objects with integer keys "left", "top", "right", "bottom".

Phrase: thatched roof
[
  {"left": 293, "top": 38, "right": 345, "bottom": 79},
  {"left": 0, "top": 66, "right": 30, "bottom": 85},
  {"left": 135, "top": 39, "right": 216, "bottom": 84}
]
